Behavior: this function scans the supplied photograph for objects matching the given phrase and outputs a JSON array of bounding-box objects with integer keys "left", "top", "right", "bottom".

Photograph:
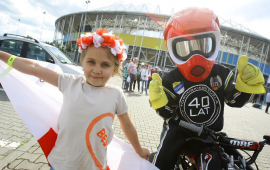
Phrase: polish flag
[{"left": 0, "top": 60, "right": 158, "bottom": 170}]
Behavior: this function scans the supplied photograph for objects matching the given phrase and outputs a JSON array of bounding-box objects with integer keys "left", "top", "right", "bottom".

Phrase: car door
[
  {"left": 25, "top": 43, "right": 54, "bottom": 63},
  {"left": 0, "top": 39, "right": 24, "bottom": 57}
]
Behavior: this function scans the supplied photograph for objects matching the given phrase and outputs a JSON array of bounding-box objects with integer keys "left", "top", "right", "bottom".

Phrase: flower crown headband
[{"left": 76, "top": 28, "right": 127, "bottom": 63}]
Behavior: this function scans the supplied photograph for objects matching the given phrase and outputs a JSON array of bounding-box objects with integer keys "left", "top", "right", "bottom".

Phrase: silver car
[{"left": 0, "top": 34, "right": 83, "bottom": 75}]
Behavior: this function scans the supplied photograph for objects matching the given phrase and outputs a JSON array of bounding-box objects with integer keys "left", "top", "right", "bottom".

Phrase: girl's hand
[{"left": 137, "top": 148, "right": 150, "bottom": 160}]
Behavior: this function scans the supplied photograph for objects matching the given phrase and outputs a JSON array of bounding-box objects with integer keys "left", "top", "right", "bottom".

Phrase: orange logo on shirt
[
  {"left": 97, "top": 128, "right": 108, "bottom": 147},
  {"left": 85, "top": 113, "right": 114, "bottom": 170}
]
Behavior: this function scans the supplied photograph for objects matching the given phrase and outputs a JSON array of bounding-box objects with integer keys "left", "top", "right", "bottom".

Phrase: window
[
  {"left": 26, "top": 44, "right": 52, "bottom": 62},
  {"left": 0, "top": 40, "right": 23, "bottom": 56}
]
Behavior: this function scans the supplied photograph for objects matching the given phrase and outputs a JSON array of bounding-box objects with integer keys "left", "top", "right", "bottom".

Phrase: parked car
[
  {"left": 0, "top": 33, "right": 83, "bottom": 75},
  {"left": 0, "top": 34, "right": 84, "bottom": 90}
]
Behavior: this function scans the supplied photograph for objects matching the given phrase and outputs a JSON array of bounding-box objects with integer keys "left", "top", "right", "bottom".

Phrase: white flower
[
  {"left": 93, "top": 33, "right": 104, "bottom": 47},
  {"left": 78, "top": 47, "right": 83, "bottom": 53},
  {"left": 111, "top": 40, "right": 122, "bottom": 56},
  {"left": 85, "top": 33, "right": 93, "bottom": 37}
]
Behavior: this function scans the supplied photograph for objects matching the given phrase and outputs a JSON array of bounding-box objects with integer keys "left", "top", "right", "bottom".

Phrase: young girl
[{"left": 0, "top": 29, "right": 149, "bottom": 170}]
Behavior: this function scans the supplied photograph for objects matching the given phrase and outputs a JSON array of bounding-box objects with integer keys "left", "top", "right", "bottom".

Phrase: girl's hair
[{"left": 80, "top": 45, "right": 121, "bottom": 76}]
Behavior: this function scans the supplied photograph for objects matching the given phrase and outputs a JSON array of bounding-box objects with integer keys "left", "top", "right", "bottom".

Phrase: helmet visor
[{"left": 172, "top": 33, "right": 216, "bottom": 61}]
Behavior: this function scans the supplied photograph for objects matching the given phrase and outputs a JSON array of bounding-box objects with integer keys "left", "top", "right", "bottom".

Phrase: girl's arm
[
  {"left": 117, "top": 112, "right": 150, "bottom": 160},
  {"left": 0, "top": 51, "right": 59, "bottom": 87}
]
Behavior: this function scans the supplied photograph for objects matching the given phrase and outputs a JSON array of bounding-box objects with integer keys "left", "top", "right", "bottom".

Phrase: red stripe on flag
[{"left": 37, "top": 128, "right": 58, "bottom": 158}]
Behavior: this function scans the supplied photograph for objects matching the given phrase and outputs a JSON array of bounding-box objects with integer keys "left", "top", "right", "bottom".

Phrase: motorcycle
[{"left": 174, "top": 121, "right": 270, "bottom": 170}]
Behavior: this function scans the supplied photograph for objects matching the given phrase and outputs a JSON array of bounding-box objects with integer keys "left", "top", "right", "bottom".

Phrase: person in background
[
  {"left": 133, "top": 63, "right": 142, "bottom": 92},
  {"left": 141, "top": 64, "right": 151, "bottom": 95},
  {"left": 153, "top": 66, "right": 162, "bottom": 77},
  {"left": 265, "top": 92, "right": 270, "bottom": 114},
  {"left": 147, "top": 65, "right": 153, "bottom": 89},
  {"left": 260, "top": 94, "right": 265, "bottom": 103},
  {"left": 148, "top": 66, "right": 161, "bottom": 89},
  {"left": 122, "top": 60, "right": 131, "bottom": 89},
  {"left": 252, "top": 94, "right": 259, "bottom": 103},
  {"left": 127, "top": 57, "right": 138, "bottom": 92}
]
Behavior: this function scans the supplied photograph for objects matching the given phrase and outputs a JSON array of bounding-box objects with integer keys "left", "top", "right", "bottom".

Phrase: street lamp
[
  {"left": 82, "top": 0, "right": 90, "bottom": 33},
  {"left": 40, "top": 12, "right": 46, "bottom": 41},
  {"left": 17, "top": 19, "right": 20, "bottom": 34}
]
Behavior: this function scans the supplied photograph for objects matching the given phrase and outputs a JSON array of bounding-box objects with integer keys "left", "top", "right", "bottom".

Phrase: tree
[
  {"left": 66, "top": 44, "right": 71, "bottom": 52},
  {"left": 44, "top": 41, "right": 54, "bottom": 46},
  {"left": 26, "top": 35, "right": 33, "bottom": 39}
]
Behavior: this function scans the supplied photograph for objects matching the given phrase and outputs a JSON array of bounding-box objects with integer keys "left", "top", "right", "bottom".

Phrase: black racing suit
[{"left": 149, "top": 64, "right": 254, "bottom": 170}]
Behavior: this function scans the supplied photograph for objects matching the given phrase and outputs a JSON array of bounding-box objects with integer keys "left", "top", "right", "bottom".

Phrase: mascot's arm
[{"left": 235, "top": 55, "right": 265, "bottom": 94}]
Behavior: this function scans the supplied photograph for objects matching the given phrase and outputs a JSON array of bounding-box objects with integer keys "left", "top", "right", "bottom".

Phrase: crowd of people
[{"left": 121, "top": 57, "right": 169, "bottom": 95}]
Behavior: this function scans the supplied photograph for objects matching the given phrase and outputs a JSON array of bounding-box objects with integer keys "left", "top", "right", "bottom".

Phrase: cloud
[
  {"left": 230, "top": 0, "right": 270, "bottom": 22},
  {"left": 0, "top": 1, "right": 20, "bottom": 16},
  {"left": 0, "top": 0, "right": 269, "bottom": 42}
]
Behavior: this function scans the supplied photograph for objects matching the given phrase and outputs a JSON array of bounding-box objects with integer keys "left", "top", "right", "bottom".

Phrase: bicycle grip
[{"left": 179, "top": 120, "right": 203, "bottom": 136}]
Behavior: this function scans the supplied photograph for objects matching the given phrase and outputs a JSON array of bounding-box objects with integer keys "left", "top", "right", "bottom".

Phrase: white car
[{"left": 0, "top": 34, "right": 83, "bottom": 75}]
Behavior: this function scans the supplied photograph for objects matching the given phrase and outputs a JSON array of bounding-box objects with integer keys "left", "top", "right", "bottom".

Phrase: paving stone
[
  {"left": 25, "top": 133, "right": 33, "bottom": 138},
  {"left": 5, "top": 141, "right": 20, "bottom": 149},
  {"left": 14, "top": 160, "right": 43, "bottom": 170},
  {"left": 0, "top": 124, "right": 13, "bottom": 129},
  {"left": 0, "top": 147, "right": 12, "bottom": 155},
  {"left": 0, "top": 150, "right": 24, "bottom": 170},
  {"left": 39, "top": 163, "right": 50, "bottom": 170},
  {"left": 6, "top": 136, "right": 23, "bottom": 143},
  {"left": 17, "top": 138, "right": 38, "bottom": 152},
  {"left": 18, "top": 152, "right": 41, "bottom": 162},
  {"left": 27, "top": 146, "right": 39, "bottom": 153},
  {"left": 8, "top": 126, "right": 26, "bottom": 132},
  {"left": 35, "top": 155, "right": 48, "bottom": 164},
  {"left": 7, "top": 131, "right": 26, "bottom": 138},
  {"left": 22, "top": 128, "right": 31, "bottom": 134},
  {"left": 0, "top": 139, "right": 11, "bottom": 147},
  {"left": 7, "top": 159, "right": 23, "bottom": 169},
  {"left": 0, "top": 128, "right": 12, "bottom": 135},
  {"left": 33, "top": 147, "right": 44, "bottom": 154}
]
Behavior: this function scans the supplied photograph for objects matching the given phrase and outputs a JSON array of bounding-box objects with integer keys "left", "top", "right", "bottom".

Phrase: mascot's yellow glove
[
  {"left": 235, "top": 55, "right": 265, "bottom": 94},
  {"left": 149, "top": 73, "right": 168, "bottom": 110}
]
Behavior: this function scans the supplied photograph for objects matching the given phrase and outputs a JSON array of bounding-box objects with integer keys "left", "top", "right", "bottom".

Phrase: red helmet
[{"left": 164, "top": 7, "right": 220, "bottom": 82}]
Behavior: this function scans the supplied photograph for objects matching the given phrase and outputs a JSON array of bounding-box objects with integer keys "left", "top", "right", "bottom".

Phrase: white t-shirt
[
  {"left": 141, "top": 69, "right": 150, "bottom": 81},
  {"left": 48, "top": 73, "right": 128, "bottom": 170},
  {"left": 128, "top": 62, "right": 137, "bottom": 75}
]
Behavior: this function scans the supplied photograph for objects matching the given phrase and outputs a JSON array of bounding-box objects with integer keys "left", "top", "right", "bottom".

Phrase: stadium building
[{"left": 53, "top": 4, "right": 270, "bottom": 86}]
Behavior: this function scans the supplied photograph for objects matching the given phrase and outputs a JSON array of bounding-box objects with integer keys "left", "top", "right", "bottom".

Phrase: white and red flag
[{"left": 0, "top": 60, "right": 158, "bottom": 170}]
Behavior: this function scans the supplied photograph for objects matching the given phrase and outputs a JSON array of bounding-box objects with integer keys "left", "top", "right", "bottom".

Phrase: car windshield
[{"left": 46, "top": 46, "right": 76, "bottom": 65}]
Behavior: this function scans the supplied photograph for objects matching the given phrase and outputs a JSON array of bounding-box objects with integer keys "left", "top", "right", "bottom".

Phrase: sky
[{"left": 0, "top": 0, "right": 269, "bottom": 42}]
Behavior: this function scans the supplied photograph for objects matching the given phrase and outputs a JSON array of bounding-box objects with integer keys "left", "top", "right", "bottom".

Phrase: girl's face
[{"left": 82, "top": 46, "right": 116, "bottom": 87}]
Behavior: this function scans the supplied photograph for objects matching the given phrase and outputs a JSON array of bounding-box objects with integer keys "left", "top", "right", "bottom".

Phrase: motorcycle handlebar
[
  {"left": 179, "top": 120, "right": 270, "bottom": 166},
  {"left": 179, "top": 120, "right": 203, "bottom": 136}
]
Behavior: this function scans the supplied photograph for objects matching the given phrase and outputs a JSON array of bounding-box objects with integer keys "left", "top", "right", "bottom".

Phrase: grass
[{"left": 18, "top": 140, "right": 29, "bottom": 148}]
